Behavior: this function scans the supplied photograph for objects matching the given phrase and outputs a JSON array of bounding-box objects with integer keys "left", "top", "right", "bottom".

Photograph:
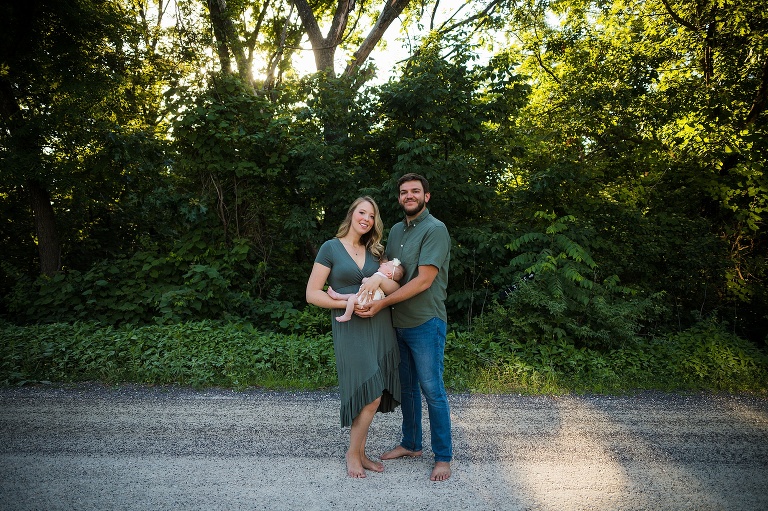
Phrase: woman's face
[{"left": 350, "top": 200, "right": 376, "bottom": 237}]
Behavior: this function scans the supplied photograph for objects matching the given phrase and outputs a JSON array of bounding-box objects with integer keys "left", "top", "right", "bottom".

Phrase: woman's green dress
[{"left": 316, "top": 239, "right": 401, "bottom": 427}]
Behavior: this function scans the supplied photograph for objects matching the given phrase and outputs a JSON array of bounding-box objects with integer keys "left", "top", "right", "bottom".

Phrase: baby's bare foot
[{"left": 327, "top": 286, "right": 343, "bottom": 300}]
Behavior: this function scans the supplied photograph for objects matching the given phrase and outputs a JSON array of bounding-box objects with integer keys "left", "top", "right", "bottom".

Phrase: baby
[{"left": 327, "top": 259, "right": 403, "bottom": 322}]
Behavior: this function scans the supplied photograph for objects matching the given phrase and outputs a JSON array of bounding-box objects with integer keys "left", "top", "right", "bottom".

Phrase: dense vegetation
[
  {"left": 1, "top": 0, "right": 766, "bottom": 392},
  {"left": 2, "top": 318, "right": 766, "bottom": 392}
]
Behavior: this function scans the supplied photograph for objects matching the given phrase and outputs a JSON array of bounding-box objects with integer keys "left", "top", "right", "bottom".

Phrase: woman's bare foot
[
  {"left": 380, "top": 445, "right": 423, "bottom": 460},
  {"left": 362, "top": 455, "right": 384, "bottom": 473},
  {"left": 430, "top": 461, "right": 451, "bottom": 481},
  {"left": 346, "top": 451, "right": 366, "bottom": 478}
]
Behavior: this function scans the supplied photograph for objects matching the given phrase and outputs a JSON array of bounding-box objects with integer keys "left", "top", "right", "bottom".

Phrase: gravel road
[{"left": 1, "top": 384, "right": 767, "bottom": 510}]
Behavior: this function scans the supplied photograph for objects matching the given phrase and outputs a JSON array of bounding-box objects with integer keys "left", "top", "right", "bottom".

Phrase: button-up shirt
[{"left": 385, "top": 208, "right": 450, "bottom": 328}]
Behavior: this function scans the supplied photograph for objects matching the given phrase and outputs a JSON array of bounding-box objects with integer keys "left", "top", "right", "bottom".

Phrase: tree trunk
[
  {"left": 293, "top": 0, "right": 357, "bottom": 77},
  {"left": 207, "top": 0, "right": 254, "bottom": 87},
  {"left": 27, "top": 179, "right": 61, "bottom": 276}
]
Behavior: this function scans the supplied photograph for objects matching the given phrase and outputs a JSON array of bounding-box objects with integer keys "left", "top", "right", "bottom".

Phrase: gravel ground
[{"left": 1, "top": 384, "right": 767, "bottom": 510}]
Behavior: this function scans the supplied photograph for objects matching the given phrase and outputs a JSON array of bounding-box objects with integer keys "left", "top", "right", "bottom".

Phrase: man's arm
[{"left": 355, "top": 265, "right": 438, "bottom": 318}]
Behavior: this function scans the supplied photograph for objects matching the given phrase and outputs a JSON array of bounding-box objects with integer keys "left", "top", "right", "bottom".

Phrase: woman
[{"left": 306, "top": 196, "right": 401, "bottom": 478}]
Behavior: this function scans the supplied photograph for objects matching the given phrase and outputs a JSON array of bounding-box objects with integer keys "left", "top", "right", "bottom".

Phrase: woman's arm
[
  {"left": 306, "top": 262, "right": 348, "bottom": 309},
  {"left": 357, "top": 272, "right": 401, "bottom": 298},
  {"left": 358, "top": 257, "right": 402, "bottom": 297}
]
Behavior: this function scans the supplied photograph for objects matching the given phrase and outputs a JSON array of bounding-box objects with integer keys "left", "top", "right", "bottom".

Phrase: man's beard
[{"left": 401, "top": 198, "right": 425, "bottom": 216}]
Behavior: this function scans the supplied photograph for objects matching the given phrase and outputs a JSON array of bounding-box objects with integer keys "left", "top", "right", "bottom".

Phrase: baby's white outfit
[{"left": 359, "top": 271, "right": 388, "bottom": 303}]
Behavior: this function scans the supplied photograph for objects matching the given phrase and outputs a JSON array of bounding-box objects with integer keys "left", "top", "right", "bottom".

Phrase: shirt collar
[{"left": 405, "top": 208, "right": 430, "bottom": 227}]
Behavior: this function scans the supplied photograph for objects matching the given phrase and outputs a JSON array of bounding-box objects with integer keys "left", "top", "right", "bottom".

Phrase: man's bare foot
[
  {"left": 380, "top": 445, "right": 423, "bottom": 460},
  {"left": 362, "top": 455, "right": 384, "bottom": 473},
  {"left": 430, "top": 461, "right": 451, "bottom": 481},
  {"left": 346, "top": 451, "right": 366, "bottom": 478}
]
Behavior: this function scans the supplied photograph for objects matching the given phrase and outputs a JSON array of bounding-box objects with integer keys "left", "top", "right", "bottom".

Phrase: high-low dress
[{"left": 315, "top": 238, "right": 401, "bottom": 427}]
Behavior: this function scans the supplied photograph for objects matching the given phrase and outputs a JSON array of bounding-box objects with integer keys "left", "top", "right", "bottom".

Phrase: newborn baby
[{"left": 327, "top": 258, "right": 403, "bottom": 322}]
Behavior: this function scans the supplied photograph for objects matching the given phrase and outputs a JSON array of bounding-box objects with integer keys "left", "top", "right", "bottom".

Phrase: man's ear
[{"left": 425, "top": 192, "right": 431, "bottom": 203}]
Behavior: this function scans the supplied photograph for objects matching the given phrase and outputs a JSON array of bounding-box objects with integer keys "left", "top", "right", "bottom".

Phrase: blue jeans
[{"left": 396, "top": 317, "right": 452, "bottom": 462}]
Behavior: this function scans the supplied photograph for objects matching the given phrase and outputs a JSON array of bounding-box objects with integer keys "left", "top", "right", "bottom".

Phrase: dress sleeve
[{"left": 315, "top": 239, "right": 335, "bottom": 268}]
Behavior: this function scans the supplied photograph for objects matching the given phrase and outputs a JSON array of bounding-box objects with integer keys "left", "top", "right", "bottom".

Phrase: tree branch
[
  {"left": 344, "top": 0, "right": 410, "bottom": 77},
  {"left": 436, "top": 0, "right": 505, "bottom": 36},
  {"left": 535, "top": 49, "right": 560, "bottom": 85},
  {"left": 265, "top": 3, "right": 295, "bottom": 90},
  {"left": 327, "top": 0, "right": 355, "bottom": 47},
  {"left": 744, "top": 57, "right": 768, "bottom": 128},
  {"left": 659, "top": 0, "right": 699, "bottom": 33}
]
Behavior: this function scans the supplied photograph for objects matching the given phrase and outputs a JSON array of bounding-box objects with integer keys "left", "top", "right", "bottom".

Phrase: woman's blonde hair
[{"left": 335, "top": 196, "right": 385, "bottom": 260}]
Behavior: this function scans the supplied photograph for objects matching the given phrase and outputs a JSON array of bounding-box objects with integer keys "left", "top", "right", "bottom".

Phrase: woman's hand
[{"left": 356, "top": 273, "right": 384, "bottom": 302}]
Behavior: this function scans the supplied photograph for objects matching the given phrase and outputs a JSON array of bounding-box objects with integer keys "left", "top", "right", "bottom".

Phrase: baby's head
[{"left": 379, "top": 258, "right": 404, "bottom": 281}]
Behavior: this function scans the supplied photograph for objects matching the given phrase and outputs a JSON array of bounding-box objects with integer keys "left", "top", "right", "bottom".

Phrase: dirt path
[{"left": 1, "top": 385, "right": 767, "bottom": 510}]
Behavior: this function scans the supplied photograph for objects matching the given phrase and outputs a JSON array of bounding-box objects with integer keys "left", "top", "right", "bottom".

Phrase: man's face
[{"left": 398, "top": 180, "right": 430, "bottom": 217}]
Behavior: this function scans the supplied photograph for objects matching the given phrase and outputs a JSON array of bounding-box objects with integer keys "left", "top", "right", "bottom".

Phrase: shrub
[
  {"left": 0, "top": 320, "right": 336, "bottom": 389},
  {"left": 5, "top": 236, "right": 267, "bottom": 325},
  {"left": 473, "top": 212, "right": 668, "bottom": 349}
]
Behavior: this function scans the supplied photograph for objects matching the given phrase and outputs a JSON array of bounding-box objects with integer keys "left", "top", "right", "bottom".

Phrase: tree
[
  {"left": 0, "top": 0, "right": 187, "bottom": 278},
  {"left": 1, "top": 0, "right": 125, "bottom": 275},
  {"left": 504, "top": 0, "right": 767, "bottom": 337}
]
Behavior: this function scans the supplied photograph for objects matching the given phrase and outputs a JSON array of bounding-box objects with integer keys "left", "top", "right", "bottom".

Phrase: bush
[
  {"left": 618, "top": 321, "right": 768, "bottom": 391},
  {"left": 5, "top": 235, "right": 270, "bottom": 326},
  {"left": 2, "top": 316, "right": 765, "bottom": 394},
  {"left": 475, "top": 212, "right": 669, "bottom": 349},
  {"left": 0, "top": 320, "right": 336, "bottom": 389}
]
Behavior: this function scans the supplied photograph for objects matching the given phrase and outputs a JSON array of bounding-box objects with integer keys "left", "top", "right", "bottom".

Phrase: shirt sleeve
[{"left": 418, "top": 223, "right": 451, "bottom": 268}]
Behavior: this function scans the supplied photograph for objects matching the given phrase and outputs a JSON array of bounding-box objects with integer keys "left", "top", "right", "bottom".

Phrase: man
[{"left": 356, "top": 173, "right": 452, "bottom": 481}]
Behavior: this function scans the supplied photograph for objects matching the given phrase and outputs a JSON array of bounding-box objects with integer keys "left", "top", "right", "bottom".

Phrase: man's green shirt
[{"left": 385, "top": 208, "right": 450, "bottom": 328}]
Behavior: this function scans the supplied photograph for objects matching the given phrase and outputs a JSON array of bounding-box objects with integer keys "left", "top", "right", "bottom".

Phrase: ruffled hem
[{"left": 339, "top": 347, "right": 401, "bottom": 428}]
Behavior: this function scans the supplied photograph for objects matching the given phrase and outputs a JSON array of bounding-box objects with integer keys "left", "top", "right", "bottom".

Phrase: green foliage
[
  {"left": 6, "top": 234, "right": 265, "bottom": 325},
  {"left": 620, "top": 321, "right": 768, "bottom": 392},
  {"left": 509, "top": 0, "right": 768, "bottom": 341},
  {"left": 481, "top": 211, "right": 667, "bottom": 349},
  {"left": 3, "top": 316, "right": 764, "bottom": 394},
  {"left": 372, "top": 35, "right": 531, "bottom": 324},
  {"left": 0, "top": 0, "right": 182, "bottom": 305},
  {"left": 0, "top": 320, "right": 336, "bottom": 389},
  {"left": 373, "top": 35, "right": 528, "bottom": 227},
  {"left": 445, "top": 320, "right": 767, "bottom": 394},
  {"left": 1, "top": 0, "right": 767, "bottom": 357}
]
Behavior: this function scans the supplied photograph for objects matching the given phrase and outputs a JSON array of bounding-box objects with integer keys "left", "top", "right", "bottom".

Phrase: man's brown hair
[{"left": 397, "top": 173, "right": 430, "bottom": 194}]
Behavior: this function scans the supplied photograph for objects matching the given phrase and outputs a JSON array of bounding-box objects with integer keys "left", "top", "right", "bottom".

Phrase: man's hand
[{"left": 354, "top": 299, "right": 386, "bottom": 318}]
